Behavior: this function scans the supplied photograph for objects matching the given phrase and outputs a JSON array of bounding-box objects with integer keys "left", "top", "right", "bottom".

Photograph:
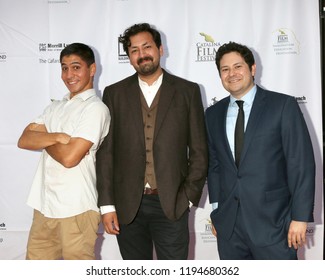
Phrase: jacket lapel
[
  {"left": 126, "top": 74, "right": 145, "bottom": 146},
  {"left": 153, "top": 71, "right": 176, "bottom": 141},
  {"left": 219, "top": 97, "right": 235, "bottom": 166}
]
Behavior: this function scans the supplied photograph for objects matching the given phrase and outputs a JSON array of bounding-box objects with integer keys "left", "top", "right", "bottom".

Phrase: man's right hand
[{"left": 102, "top": 212, "right": 120, "bottom": 235}]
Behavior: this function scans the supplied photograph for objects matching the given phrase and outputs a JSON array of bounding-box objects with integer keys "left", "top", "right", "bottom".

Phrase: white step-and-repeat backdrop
[{"left": 0, "top": 0, "right": 323, "bottom": 260}]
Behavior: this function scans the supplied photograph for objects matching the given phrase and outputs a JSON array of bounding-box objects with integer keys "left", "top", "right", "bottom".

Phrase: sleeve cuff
[
  {"left": 100, "top": 205, "right": 116, "bottom": 214},
  {"left": 211, "top": 202, "right": 218, "bottom": 210}
]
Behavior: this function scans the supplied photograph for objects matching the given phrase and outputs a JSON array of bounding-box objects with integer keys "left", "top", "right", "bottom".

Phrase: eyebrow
[
  {"left": 220, "top": 62, "right": 243, "bottom": 68},
  {"left": 130, "top": 41, "right": 150, "bottom": 49},
  {"left": 61, "top": 61, "right": 81, "bottom": 66}
]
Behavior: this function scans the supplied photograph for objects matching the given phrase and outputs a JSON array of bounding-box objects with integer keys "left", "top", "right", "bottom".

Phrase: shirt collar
[
  {"left": 138, "top": 73, "right": 163, "bottom": 88},
  {"left": 230, "top": 85, "right": 257, "bottom": 107},
  {"left": 63, "top": 88, "right": 96, "bottom": 101}
]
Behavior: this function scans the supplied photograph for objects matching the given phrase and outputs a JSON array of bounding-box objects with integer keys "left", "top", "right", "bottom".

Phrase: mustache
[{"left": 137, "top": 56, "right": 153, "bottom": 64}]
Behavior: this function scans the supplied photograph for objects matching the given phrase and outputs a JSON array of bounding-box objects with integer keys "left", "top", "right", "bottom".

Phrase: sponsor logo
[
  {"left": 295, "top": 96, "right": 307, "bottom": 104},
  {"left": 46, "top": 0, "right": 70, "bottom": 4},
  {"left": 0, "top": 52, "right": 7, "bottom": 62},
  {"left": 306, "top": 226, "right": 315, "bottom": 236},
  {"left": 0, "top": 223, "right": 6, "bottom": 231},
  {"left": 207, "top": 97, "right": 219, "bottom": 108},
  {"left": 39, "top": 43, "right": 68, "bottom": 52},
  {"left": 38, "top": 42, "right": 69, "bottom": 64},
  {"left": 195, "top": 32, "right": 221, "bottom": 62},
  {"left": 272, "top": 28, "right": 300, "bottom": 55},
  {"left": 118, "top": 36, "right": 129, "bottom": 63},
  {"left": 199, "top": 219, "right": 217, "bottom": 243}
]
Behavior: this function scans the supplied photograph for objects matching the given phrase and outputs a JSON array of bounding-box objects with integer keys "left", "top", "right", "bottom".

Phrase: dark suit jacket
[
  {"left": 205, "top": 85, "right": 315, "bottom": 247},
  {"left": 96, "top": 70, "right": 208, "bottom": 224}
]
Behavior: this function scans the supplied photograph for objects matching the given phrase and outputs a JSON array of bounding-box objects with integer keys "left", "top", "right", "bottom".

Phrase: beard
[{"left": 136, "top": 56, "right": 159, "bottom": 76}]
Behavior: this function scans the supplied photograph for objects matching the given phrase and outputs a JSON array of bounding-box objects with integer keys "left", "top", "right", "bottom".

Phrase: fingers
[
  {"left": 288, "top": 234, "right": 298, "bottom": 249},
  {"left": 105, "top": 223, "right": 119, "bottom": 235},
  {"left": 102, "top": 212, "right": 120, "bottom": 235},
  {"left": 288, "top": 234, "right": 301, "bottom": 249},
  {"left": 211, "top": 224, "right": 217, "bottom": 237},
  {"left": 287, "top": 221, "right": 307, "bottom": 249}
]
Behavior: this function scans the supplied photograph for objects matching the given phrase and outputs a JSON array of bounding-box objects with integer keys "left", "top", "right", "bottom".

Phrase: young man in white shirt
[{"left": 18, "top": 43, "right": 110, "bottom": 260}]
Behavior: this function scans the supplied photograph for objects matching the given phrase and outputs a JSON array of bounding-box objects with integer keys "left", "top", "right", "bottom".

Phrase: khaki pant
[{"left": 26, "top": 210, "right": 100, "bottom": 260}]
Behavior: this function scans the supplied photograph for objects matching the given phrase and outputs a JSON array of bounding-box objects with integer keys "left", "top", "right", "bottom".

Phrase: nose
[
  {"left": 229, "top": 67, "right": 236, "bottom": 76},
  {"left": 138, "top": 48, "right": 147, "bottom": 58},
  {"left": 66, "top": 68, "right": 74, "bottom": 79}
]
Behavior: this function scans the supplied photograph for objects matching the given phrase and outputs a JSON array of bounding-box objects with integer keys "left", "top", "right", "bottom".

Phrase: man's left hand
[{"left": 287, "top": 220, "right": 307, "bottom": 249}]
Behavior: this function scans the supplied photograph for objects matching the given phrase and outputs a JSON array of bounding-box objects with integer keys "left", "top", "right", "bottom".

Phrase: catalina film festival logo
[
  {"left": 272, "top": 28, "right": 300, "bottom": 55},
  {"left": 196, "top": 32, "right": 221, "bottom": 62}
]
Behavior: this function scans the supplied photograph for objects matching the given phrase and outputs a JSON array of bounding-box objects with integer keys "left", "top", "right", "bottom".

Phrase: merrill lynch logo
[{"left": 39, "top": 43, "right": 69, "bottom": 52}]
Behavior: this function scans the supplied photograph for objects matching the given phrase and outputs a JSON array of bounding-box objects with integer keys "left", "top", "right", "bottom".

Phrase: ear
[
  {"left": 159, "top": 45, "right": 164, "bottom": 57},
  {"left": 251, "top": 63, "right": 256, "bottom": 77},
  {"left": 90, "top": 63, "right": 96, "bottom": 77}
]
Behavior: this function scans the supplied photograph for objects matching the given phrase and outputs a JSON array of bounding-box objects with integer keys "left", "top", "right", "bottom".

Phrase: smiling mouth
[{"left": 228, "top": 79, "right": 241, "bottom": 84}]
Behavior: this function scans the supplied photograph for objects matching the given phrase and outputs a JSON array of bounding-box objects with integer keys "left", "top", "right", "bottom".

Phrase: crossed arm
[{"left": 18, "top": 123, "right": 93, "bottom": 168}]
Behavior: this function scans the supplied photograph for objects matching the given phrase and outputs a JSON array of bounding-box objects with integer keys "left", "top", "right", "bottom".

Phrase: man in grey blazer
[
  {"left": 96, "top": 23, "right": 208, "bottom": 260},
  {"left": 205, "top": 42, "right": 315, "bottom": 259}
]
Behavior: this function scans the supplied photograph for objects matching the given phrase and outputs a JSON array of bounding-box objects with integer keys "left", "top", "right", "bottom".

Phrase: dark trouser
[
  {"left": 117, "top": 195, "right": 189, "bottom": 260},
  {"left": 217, "top": 207, "right": 297, "bottom": 260}
]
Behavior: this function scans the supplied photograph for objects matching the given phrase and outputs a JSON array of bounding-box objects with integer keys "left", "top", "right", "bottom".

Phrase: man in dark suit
[
  {"left": 96, "top": 23, "right": 208, "bottom": 260},
  {"left": 205, "top": 42, "right": 315, "bottom": 260}
]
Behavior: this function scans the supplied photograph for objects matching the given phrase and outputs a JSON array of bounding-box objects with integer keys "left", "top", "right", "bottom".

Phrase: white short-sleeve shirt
[{"left": 27, "top": 89, "right": 110, "bottom": 218}]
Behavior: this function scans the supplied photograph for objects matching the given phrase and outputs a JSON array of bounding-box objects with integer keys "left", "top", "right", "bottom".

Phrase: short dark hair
[
  {"left": 215, "top": 42, "right": 255, "bottom": 75},
  {"left": 60, "top": 43, "right": 95, "bottom": 66},
  {"left": 119, "top": 23, "right": 162, "bottom": 56}
]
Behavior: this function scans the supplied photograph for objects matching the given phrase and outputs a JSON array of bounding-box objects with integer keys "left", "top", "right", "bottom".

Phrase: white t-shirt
[{"left": 27, "top": 89, "right": 110, "bottom": 218}]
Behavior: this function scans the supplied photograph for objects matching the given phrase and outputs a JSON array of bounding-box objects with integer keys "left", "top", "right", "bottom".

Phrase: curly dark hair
[{"left": 119, "top": 23, "right": 162, "bottom": 56}]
